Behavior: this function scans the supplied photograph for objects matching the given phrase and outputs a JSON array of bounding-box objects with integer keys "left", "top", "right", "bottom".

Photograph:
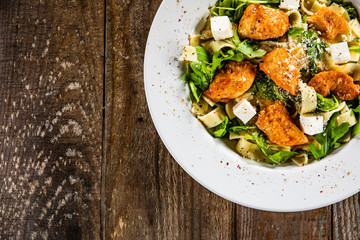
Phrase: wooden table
[{"left": 0, "top": 0, "right": 359, "bottom": 239}]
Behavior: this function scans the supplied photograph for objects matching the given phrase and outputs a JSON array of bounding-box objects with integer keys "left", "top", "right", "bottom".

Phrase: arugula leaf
[
  {"left": 352, "top": 120, "right": 360, "bottom": 136},
  {"left": 330, "top": 122, "right": 350, "bottom": 146},
  {"left": 196, "top": 46, "right": 211, "bottom": 63},
  {"left": 249, "top": 132, "right": 299, "bottom": 164},
  {"left": 229, "top": 118, "right": 256, "bottom": 132},
  {"left": 317, "top": 93, "right": 340, "bottom": 111},
  {"left": 189, "top": 82, "right": 202, "bottom": 102},
  {"left": 213, "top": 116, "right": 230, "bottom": 137},
  {"left": 233, "top": 30, "right": 266, "bottom": 58},
  {"left": 352, "top": 96, "right": 360, "bottom": 136},
  {"left": 309, "top": 113, "right": 350, "bottom": 159},
  {"left": 287, "top": 27, "right": 305, "bottom": 37},
  {"left": 264, "top": 150, "right": 299, "bottom": 164}
]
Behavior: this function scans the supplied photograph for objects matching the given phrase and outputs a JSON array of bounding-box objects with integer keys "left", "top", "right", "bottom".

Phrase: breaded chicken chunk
[
  {"left": 308, "top": 71, "right": 360, "bottom": 101},
  {"left": 306, "top": 7, "right": 349, "bottom": 40},
  {"left": 204, "top": 61, "right": 257, "bottom": 102},
  {"left": 260, "top": 47, "right": 300, "bottom": 95},
  {"left": 238, "top": 4, "right": 290, "bottom": 40},
  {"left": 256, "top": 102, "right": 309, "bottom": 146}
]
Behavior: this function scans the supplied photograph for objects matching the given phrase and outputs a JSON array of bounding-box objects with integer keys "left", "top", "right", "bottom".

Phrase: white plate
[{"left": 144, "top": 0, "right": 360, "bottom": 212}]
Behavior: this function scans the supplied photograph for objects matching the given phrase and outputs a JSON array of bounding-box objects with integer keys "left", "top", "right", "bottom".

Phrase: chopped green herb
[
  {"left": 287, "top": 27, "right": 305, "bottom": 37},
  {"left": 317, "top": 94, "right": 341, "bottom": 111},
  {"left": 248, "top": 133, "right": 298, "bottom": 164},
  {"left": 233, "top": 30, "right": 266, "bottom": 58}
]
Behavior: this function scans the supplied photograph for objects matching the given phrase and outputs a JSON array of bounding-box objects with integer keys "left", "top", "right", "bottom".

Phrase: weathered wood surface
[
  {"left": 0, "top": 0, "right": 104, "bottom": 239},
  {"left": 104, "top": 0, "right": 360, "bottom": 240},
  {"left": 1, "top": 0, "right": 359, "bottom": 239}
]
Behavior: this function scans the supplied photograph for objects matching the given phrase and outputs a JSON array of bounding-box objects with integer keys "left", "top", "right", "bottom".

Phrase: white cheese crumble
[
  {"left": 280, "top": 0, "right": 300, "bottom": 10},
  {"left": 300, "top": 114, "right": 324, "bottom": 135},
  {"left": 233, "top": 99, "right": 257, "bottom": 124},
  {"left": 210, "top": 16, "right": 233, "bottom": 41},
  {"left": 330, "top": 42, "right": 351, "bottom": 64}
]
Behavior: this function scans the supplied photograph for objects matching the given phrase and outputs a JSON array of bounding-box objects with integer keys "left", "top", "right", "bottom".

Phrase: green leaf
[
  {"left": 189, "top": 82, "right": 201, "bottom": 102},
  {"left": 287, "top": 27, "right": 305, "bottom": 37},
  {"left": 317, "top": 93, "right": 340, "bottom": 111},
  {"left": 196, "top": 46, "right": 211, "bottom": 63},
  {"left": 237, "top": 40, "right": 266, "bottom": 58},
  {"left": 222, "top": 50, "right": 244, "bottom": 62},
  {"left": 309, "top": 142, "right": 326, "bottom": 160},
  {"left": 352, "top": 120, "right": 360, "bottom": 136},
  {"left": 264, "top": 150, "right": 299, "bottom": 164},
  {"left": 210, "top": 51, "right": 224, "bottom": 73},
  {"left": 247, "top": 132, "right": 299, "bottom": 164},
  {"left": 330, "top": 122, "right": 350, "bottom": 146},
  {"left": 309, "top": 113, "right": 351, "bottom": 159},
  {"left": 232, "top": 30, "right": 266, "bottom": 58},
  {"left": 213, "top": 116, "right": 230, "bottom": 138},
  {"left": 302, "top": 14, "right": 308, "bottom": 23}
]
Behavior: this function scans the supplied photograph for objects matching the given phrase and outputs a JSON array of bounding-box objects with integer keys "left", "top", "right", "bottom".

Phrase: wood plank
[
  {"left": 332, "top": 193, "right": 360, "bottom": 240},
  {"left": 104, "top": 0, "right": 236, "bottom": 239},
  {"left": 105, "top": 1, "right": 358, "bottom": 239},
  {"left": 0, "top": 0, "right": 104, "bottom": 239},
  {"left": 236, "top": 206, "right": 331, "bottom": 239}
]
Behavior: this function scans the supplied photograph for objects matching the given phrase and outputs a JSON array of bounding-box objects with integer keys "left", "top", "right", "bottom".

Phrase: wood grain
[
  {"left": 104, "top": 1, "right": 359, "bottom": 240},
  {"left": 0, "top": 0, "right": 104, "bottom": 239},
  {"left": 1, "top": 0, "right": 360, "bottom": 239}
]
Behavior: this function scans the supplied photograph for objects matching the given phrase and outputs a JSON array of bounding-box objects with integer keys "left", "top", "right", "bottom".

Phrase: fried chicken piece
[
  {"left": 308, "top": 71, "right": 360, "bottom": 101},
  {"left": 204, "top": 61, "right": 257, "bottom": 102},
  {"left": 306, "top": 7, "right": 349, "bottom": 40},
  {"left": 260, "top": 47, "right": 300, "bottom": 95},
  {"left": 238, "top": 4, "right": 290, "bottom": 40},
  {"left": 256, "top": 102, "right": 309, "bottom": 146}
]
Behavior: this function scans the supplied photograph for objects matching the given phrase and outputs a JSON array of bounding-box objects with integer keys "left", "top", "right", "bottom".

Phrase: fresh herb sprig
[
  {"left": 212, "top": 116, "right": 256, "bottom": 138},
  {"left": 309, "top": 113, "right": 350, "bottom": 159},
  {"left": 232, "top": 29, "right": 266, "bottom": 58},
  {"left": 248, "top": 132, "right": 298, "bottom": 164},
  {"left": 317, "top": 93, "right": 341, "bottom": 111}
]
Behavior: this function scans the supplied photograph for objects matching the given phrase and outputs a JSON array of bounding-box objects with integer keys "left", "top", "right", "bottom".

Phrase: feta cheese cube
[
  {"left": 279, "top": 0, "right": 300, "bottom": 10},
  {"left": 210, "top": 16, "right": 233, "bottom": 41},
  {"left": 300, "top": 114, "right": 324, "bottom": 135},
  {"left": 330, "top": 42, "right": 351, "bottom": 64},
  {"left": 180, "top": 46, "right": 198, "bottom": 62},
  {"left": 233, "top": 99, "right": 256, "bottom": 124}
]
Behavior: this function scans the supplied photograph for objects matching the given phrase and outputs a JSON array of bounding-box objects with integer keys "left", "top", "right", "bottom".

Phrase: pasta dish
[{"left": 180, "top": 0, "right": 360, "bottom": 166}]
